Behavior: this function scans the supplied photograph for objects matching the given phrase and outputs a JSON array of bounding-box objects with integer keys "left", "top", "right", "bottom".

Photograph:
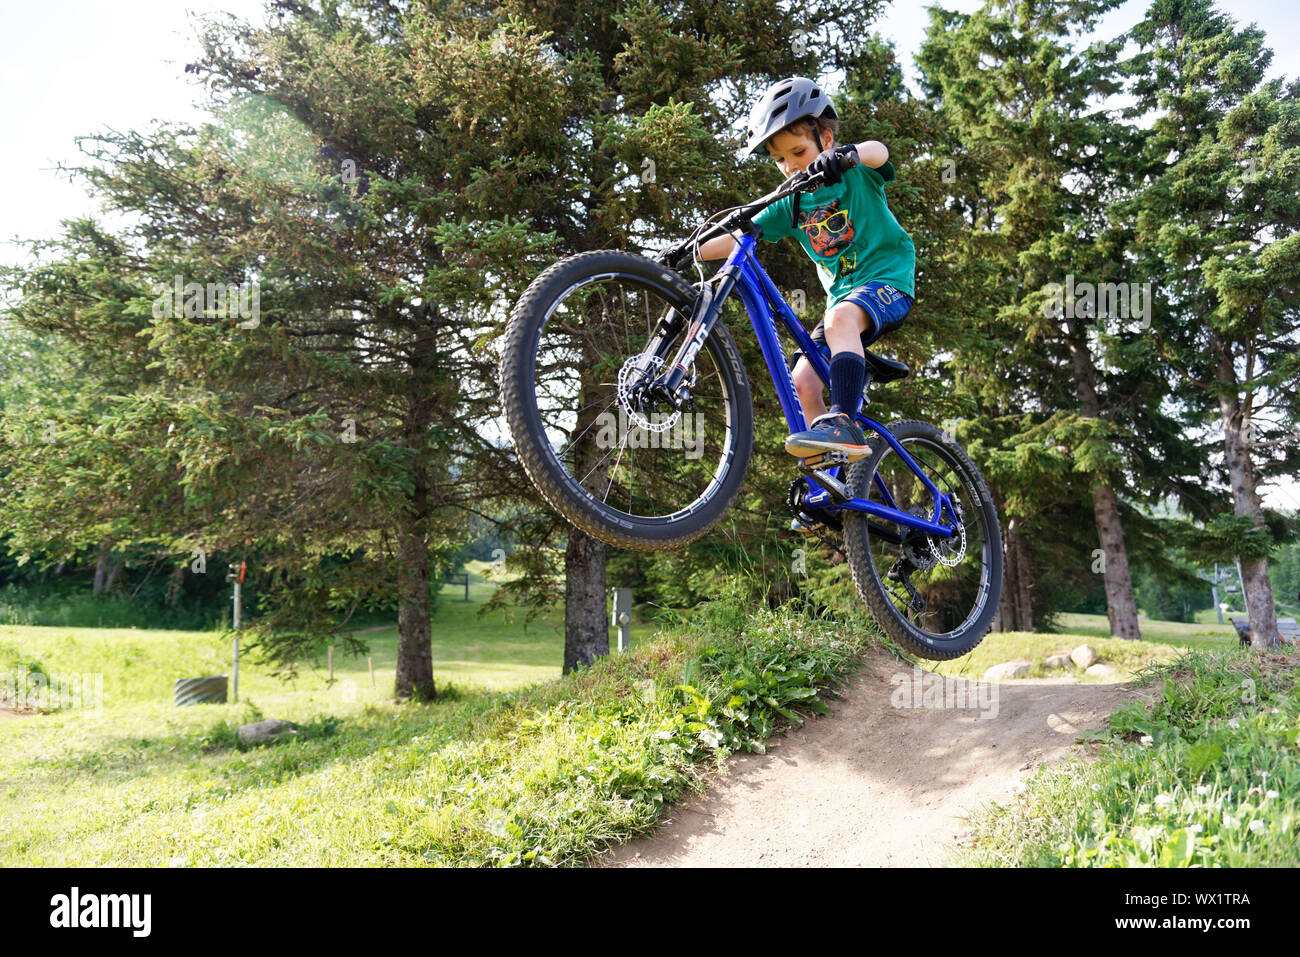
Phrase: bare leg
[
  {"left": 792, "top": 302, "right": 870, "bottom": 425},
  {"left": 792, "top": 355, "right": 828, "bottom": 425},
  {"left": 823, "top": 300, "right": 869, "bottom": 357}
]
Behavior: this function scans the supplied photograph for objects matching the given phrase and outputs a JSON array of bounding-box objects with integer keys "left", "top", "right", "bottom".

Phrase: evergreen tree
[
  {"left": 1124, "top": 0, "right": 1300, "bottom": 647},
  {"left": 919, "top": 0, "right": 1201, "bottom": 636},
  {"left": 473, "top": 0, "right": 890, "bottom": 634}
]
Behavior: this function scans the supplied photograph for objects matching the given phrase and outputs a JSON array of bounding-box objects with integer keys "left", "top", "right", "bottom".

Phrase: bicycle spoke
[
  {"left": 854, "top": 433, "right": 993, "bottom": 640},
  {"left": 527, "top": 270, "right": 739, "bottom": 523}
]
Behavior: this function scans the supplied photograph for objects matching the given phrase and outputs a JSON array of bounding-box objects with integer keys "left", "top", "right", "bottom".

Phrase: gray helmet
[{"left": 742, "top": 77, "right": 837, "bottom": 157}]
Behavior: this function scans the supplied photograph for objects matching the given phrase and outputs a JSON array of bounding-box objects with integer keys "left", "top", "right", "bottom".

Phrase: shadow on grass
[{"left": 10, "top": 690, "right": 515, "bottom": 800}]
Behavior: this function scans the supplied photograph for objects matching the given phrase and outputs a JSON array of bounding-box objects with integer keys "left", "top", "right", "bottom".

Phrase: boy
[{"left": 693, "top": 76, "right": 916, "bottom": 464}]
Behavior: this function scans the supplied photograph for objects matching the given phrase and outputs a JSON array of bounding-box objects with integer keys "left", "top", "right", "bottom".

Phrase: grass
[
  {"left": 1056, "top": 611, "right": 1238, "bottom": 647},
  {"left": 0, "top": 583, "right": 224, "bottom": 631},
  {"left": 0, "top": 560, "right": 659, "bottom": 707},
  {"left": 926, "top": 611, "right": 1239, "bottom": 684},
  {"left": 5, "top": 564, "right": 1291, "bottom": 868},
  {"left": 956, "top": 646, "right": 1300, "bottom": 866},
  {"left": 0, "top": 582, "right": 881, "bottom": 866},
  {"left": 930, "top": 630, "right": 1182, "bottom": 682}
]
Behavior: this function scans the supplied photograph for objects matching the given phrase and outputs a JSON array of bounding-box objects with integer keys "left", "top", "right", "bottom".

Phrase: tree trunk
[
  {"left": 563, "top": 528, "right": 608, "bottom": 673},
  {"left": 93, "top": 542, "right": 111, "bottom": 594},
  {"left": 1217, "top": 349, "right": 1280, "bottom": 649},
  {"left": 1068, "top": 321, "right": 1141, "bottom": 639},
  {"left": 395, "top": 309, "right": 438, "bottom": 699},
  {"left": 395, "top": 505, "right": 435, "bottom": 699},
  {"left": 165, "top": 565, "right": 185, "bottom": 607},
  {"left": 1091, "top": 483, "right": 1141, "bottom": 639},
  {"left": 563, "top": 352, "right": 609, "bottom": 674},
  {"left": 104, "top": 556, "right": 123, "bottom": 593},
  {"left": 996, "top": 517, "right": 1034, "bottom": 632}
]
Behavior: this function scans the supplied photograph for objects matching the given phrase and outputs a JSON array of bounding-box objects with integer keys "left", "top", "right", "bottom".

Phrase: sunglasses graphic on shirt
[{"left": 798, "top": 202, "right": 854, "bottom": 256}]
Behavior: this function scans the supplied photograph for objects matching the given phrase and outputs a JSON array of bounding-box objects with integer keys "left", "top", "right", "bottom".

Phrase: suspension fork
[
  {"left": 619, "top": 279, "right": 702, "bottom": 391},
  {"left": 658, "top": 270, "right": 730, "bottom": 398}
]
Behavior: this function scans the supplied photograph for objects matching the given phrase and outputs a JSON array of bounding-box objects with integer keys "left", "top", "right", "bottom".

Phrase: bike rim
[
  {"left": 862, "top": 437, "right": 994, "bottom": 639},
  {"left": 528, "top": 273, "right": 739, "bottom": 524}
]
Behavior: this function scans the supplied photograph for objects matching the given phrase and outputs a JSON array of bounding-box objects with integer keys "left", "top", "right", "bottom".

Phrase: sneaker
[
  {"left": 784, "top": 412, "right": 872, "bottom": 460},
  {"left": 790, "top": 515, "right": 822, "bottom": 537}
]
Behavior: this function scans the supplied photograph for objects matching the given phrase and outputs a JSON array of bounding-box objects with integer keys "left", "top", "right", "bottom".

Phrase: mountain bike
[{"left": 499, "top": 162, "right": 1003, "bottom": 660}]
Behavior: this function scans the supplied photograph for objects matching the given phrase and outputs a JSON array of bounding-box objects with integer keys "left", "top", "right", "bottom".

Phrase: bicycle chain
[
  {"left": 889, "top": 559, "right": 927, "bottom": 613},
  {"left": 787, "top": 478, "right": 846, "bottom": 562}
]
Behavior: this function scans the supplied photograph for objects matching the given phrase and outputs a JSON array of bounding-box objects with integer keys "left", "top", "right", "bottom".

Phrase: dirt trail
[{"left": 596, "top": 654, "right": 1156, "bottom": 867}]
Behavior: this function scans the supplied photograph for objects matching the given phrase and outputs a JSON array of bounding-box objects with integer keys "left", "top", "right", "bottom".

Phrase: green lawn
[
  {"left": 0, "top": 586, "right": 873, "bottom": 866},
  {"left": 0, "top": 561, "right": 658, "bottom": 709},
  {"left": 926, "top": 612, "right": 1239, "bottom": 684},
  {"left": 1, "top": 578, "right": 1282, "bottom": 867},
  {"left": 1055, "top": 611, "right": 1238, "bottom": 646}
]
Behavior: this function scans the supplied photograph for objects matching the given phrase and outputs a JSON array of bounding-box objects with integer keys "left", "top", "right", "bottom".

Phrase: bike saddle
[{"left": 864, "top": 349, "right": 910, "bottom": 383}]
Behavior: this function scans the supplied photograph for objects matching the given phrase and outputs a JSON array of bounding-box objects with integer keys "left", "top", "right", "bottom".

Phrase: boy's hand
[
  {"left": 808, "top": 144, "right": 860, "bottom": 185},
  {"left": 653, "top": 240, "right": 691, "bottom": 268}
]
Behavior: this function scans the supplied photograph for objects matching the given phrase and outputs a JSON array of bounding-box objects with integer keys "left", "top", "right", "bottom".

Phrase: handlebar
[{"left": 656, "top": 166, "right": 835, "bottom": 269}]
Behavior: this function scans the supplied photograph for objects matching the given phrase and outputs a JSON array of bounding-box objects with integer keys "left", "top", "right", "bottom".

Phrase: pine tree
[
  {"left": 1124, "top": 0, "right": 1300, "bottom": 648},
  {"left": 918, "top": 0, "right": 1200, "bottom": 636},
  {"left": 465, "top": 0, "right": 890, "bottom": 639}
]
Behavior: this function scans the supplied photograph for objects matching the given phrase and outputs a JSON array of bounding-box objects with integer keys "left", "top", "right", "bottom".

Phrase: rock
[
  {"left": 1085, "top": 664, "right": 1120, "bottom": 679},
  {"left": 1043, "top": 654, "right": 1071, "bottom": 669},
  {"left": 237, "top": 718, "right": 299, "bottom": 746},
  {"left": 982, "top": 660, "right": 1032, "bottom": 682},
  {"left": 1070, "top": 644, "right": 1099, "bottom": 669}
]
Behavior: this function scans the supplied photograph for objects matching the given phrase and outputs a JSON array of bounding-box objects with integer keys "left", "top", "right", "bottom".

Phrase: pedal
[{"left": 797, "top": 449, "right": 849, "bottom": 470}]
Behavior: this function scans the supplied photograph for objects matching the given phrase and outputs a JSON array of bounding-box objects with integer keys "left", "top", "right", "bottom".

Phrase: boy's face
[{"left": 765, "top": 126, "right": 829, "bottom": 178}]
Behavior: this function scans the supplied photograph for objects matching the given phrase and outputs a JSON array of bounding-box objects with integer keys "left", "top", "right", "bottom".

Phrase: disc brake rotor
[
  {"left": 928, "top": 496, "right": 967, "bottom": 567},
  {"left": 616, "top": 354, "right": 679, "bottom": 433}
]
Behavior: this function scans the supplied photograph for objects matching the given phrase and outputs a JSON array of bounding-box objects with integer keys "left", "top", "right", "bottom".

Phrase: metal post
[
  {"left": 611, "top": 587, "right": 633, "bottom": 652},
  {"left": 232, "top": 579, "right": 241, "bottom": 703},
  {"left": 464, "top": 572, "right": 470, "bottom": 602},
  {"left": 1235, "top": 557, "right": 1248, "bottom": 613}
]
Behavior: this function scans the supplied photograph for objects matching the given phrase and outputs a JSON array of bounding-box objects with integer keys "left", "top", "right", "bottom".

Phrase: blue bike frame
[{"left": 716, "top": 232, "right": 957, "bottom": 539}]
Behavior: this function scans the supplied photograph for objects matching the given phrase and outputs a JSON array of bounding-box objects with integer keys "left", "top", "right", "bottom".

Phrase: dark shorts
[{"left": 789, "top": 281, "right": 913, "bottom": 367}]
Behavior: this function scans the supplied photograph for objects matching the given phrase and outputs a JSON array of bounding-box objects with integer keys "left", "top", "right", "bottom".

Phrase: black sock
[{"left": 828, "top": 351, "right": 866, "bottom": 418}]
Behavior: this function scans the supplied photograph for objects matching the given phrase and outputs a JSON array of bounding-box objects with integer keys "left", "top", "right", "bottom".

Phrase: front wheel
[
  {"left": 500, "top": 250, "right": 754, "bottom": 552},
  {"left": 842, "top": 420, "right": 1003, "bottom": 660}
]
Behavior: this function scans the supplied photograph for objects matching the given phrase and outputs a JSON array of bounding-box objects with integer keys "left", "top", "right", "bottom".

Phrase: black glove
[
  {"left": 654, "top": 240, "right": 692, "bottom": 268},
  {"left": 807, "top": 144, "right": 860, "bottom": 185}
]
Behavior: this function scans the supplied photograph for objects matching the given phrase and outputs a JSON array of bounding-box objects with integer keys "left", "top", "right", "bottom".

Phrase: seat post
[{"left": 856, "top": 374, "right": 873, "bottom": 413}]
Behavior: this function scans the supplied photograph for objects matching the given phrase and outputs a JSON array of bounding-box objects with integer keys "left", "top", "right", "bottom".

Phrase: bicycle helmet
[{"left": 742, "top": 77, "right": 838, "bottom": 158}]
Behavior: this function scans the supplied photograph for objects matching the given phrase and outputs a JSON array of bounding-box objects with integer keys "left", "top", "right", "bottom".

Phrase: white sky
[
  {"left": 875, "top": 0, "right": 1300, "bottom": 93},
  {"left": 1, "top": 0, "right": 1296, "bottom": 509}
]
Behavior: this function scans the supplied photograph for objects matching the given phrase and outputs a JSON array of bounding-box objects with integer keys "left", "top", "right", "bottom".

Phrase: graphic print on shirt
[{"left": 797, "top": 199, "right": 854, "bottom": 258}]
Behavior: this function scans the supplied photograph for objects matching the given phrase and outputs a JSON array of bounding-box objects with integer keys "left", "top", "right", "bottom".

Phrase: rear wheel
[
  {"left": 842, "top": 420, "right": 1002, "bottom": 659},
  {"left": 500, "top": 250, "right": 754, "bottom": 551}
]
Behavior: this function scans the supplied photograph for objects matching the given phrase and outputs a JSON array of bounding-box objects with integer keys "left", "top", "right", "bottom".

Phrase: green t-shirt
[{"left": 753, "top": 161, "right": 915, "bottom": 302}]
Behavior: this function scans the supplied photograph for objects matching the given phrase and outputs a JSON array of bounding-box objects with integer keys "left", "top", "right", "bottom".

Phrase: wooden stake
[
  {"left": 368, "top": 656, "right": 375, "bottom": 689},
  {"left": 328, "top": 645, "right": 334, "bottom": 682}
]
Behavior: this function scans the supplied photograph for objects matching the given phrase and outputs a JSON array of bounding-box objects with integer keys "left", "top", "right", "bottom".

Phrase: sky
[
  {"left": 873, "top": 0, "right": 1300, "bottom": 93},
  {"left": 1, "top": 0, "right": 1297, "bottom": 511}
]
